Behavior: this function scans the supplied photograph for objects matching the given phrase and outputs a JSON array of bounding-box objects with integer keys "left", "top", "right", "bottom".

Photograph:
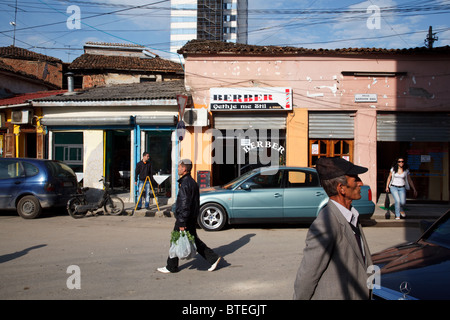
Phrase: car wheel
[
  {"left": 198, "top": 203, "right": 227, "bottom": 231},
  {"left": 17, "top": 195, "right": 42, "bottom": 219}
]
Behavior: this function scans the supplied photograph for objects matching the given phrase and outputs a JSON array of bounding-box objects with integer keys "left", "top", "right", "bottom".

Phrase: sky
[{"left": 0, "top": 0, "right": 449, "bottom": 63}]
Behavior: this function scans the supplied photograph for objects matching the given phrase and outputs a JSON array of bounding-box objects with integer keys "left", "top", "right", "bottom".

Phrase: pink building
[{"left": 179, "top": 40, "right": 450, "bottom": 202}]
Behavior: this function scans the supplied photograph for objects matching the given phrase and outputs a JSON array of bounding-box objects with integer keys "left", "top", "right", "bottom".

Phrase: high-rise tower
[{"left": 170, "top": 0, "right": 248, "bottom": 59}]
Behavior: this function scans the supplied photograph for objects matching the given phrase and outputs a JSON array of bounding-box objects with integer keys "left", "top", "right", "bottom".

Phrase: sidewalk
[
  {"left": 123, "top": 201, "right": 173, "bottom": 217},
  {"left": 365, "top": 193, "right": 450, "bottom": 227}
]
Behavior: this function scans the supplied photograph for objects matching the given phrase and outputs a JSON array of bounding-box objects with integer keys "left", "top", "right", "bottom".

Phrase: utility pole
[
  {"left": 424, "top": 26, "right": 438, "bottom": 49},
  {"left": 10, "top": 0, "right": 18, "bottom": 46}
]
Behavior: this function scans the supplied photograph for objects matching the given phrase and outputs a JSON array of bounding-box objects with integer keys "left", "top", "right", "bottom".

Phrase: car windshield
[
  {"left": 423, "top": 213, "right": 450, "bottom": 249},
  {"left": 45, "top": 161, "right": 76, "bottom": 178},
  {"left": 222, "top": 170, "right": 257, "bottom": 189}
]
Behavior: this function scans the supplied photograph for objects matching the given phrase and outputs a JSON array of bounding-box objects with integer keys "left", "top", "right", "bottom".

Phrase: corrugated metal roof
[{"left": 32, "top": 80, "right": 188, "bottom": 102}]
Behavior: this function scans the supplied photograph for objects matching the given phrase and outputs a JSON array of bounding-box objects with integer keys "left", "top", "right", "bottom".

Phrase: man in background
[{"left": 135, "top": 152, "right": 154, "bottom": 210}]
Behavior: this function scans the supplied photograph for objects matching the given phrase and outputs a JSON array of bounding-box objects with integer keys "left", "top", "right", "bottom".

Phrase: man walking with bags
[{"left": 157, "top": 159, "right": 221, "bottom": 273}]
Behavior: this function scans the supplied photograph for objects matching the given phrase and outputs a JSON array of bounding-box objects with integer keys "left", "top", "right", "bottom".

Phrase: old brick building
[
  {"left": 0, "top": 46, "right": 62, "bottom": 97},
  {"left": 69, "top": 42, "right": 184, "bottom": 89},
  {"left": 0, "top": 46, "right": 64, "bottom": 158}
]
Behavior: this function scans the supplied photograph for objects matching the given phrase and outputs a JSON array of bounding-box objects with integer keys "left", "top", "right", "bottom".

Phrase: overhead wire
[{"left": 0, "top": 0, "right": 449, "bottom": 61}]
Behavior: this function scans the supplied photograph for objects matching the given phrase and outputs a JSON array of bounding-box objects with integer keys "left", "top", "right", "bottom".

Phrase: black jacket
[
  {"left": 175, "top": 173, "right": 200, "bottom": 228},
  {"left": 135, "top": 160, "right": 154, "bottom": 183}
]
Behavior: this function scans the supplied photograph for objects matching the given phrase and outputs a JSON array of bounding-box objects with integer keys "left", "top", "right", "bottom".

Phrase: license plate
[{"left": 63, "top": 182, "right": 73, "bottom": 187}]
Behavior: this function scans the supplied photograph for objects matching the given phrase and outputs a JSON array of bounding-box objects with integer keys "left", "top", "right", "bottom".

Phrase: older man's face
[{"left": 343, "top": 175, "right": 363, "bottom": 200}]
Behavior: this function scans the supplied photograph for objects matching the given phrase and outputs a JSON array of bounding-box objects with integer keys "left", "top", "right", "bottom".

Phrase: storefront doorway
[
  {"left": 376, "top": 113, "right": 450, "bottom": 202},
  {"left": 144, "top": 131, "right": 172, "bottom": 198},
  {"left": 212, "top": 129, "right": 286, "bottom": 186},
  {"left": 105, "top": 130, "right": 131, "bottom": 191},
  {"left": 377, "top": 141, "right": 449, "bottom": 202}
]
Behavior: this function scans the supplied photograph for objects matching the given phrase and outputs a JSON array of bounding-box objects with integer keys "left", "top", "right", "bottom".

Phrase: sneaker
[
  {"left": 400, "top": 211, "right": 406, "bottom": 218},
  {"left": 208, "top": 257, "right": 222, "bottom": 272},
  {"left": 157, "top": 267, "right": 171, "bottom": 274},
  {"left": 395, "top": 217, "right": 400, "bottom": 220}
]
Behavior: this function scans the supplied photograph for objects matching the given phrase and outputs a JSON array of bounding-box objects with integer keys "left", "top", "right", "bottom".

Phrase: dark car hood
[{"left": 372, "top": 240, "right": 450, "bottom": 300}]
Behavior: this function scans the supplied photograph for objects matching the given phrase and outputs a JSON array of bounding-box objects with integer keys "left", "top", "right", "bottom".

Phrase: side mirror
[{"left": 241, "top": 183, "right": 251, "bottom": 190}]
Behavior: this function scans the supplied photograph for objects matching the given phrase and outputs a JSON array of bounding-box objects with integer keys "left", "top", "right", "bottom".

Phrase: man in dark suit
[{"left": 293, "top": 157, "right": 373, "bottom": 300}]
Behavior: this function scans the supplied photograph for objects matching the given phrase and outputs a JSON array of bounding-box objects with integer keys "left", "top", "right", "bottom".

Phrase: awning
[{"left": 40, "top": 115, "right": 177, "bottom": 126}]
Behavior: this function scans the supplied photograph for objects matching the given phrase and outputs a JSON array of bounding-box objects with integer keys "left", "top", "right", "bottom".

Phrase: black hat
[{"left": 316, "top": 157, "right": 368, "bottom": 180}]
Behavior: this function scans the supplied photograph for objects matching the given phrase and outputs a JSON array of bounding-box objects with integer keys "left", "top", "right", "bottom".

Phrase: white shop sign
[{"left": 210, "top": 87, "right": 292, "bottom": 111}]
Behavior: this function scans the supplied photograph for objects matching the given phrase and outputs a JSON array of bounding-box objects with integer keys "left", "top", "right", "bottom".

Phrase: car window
[
  {"left": 222, "top": 169, "right": 256, "bottom": 189},
  {"left": 244, "top": 170, "right": 283, "bottom": 189},
  {"left": 424, "top": 214, "right": 450, "bottom": 249},
  {"left": 0, "top": 160, "right": 24, "bottom": 179},
  {"left": 45, "top": 161, "right": 75, "bottom": 178},
  {"left": 286, "top": 170, "right": 319, "bottom": 188},
  {"left": 22, "top": 162, "right": 39, "bottom": 177}
]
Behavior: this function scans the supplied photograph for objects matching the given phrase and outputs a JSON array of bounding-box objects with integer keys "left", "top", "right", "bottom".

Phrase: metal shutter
[
  {"left": 309, "top": 112, "right": 355, "bottom": 139},
  {"left": 377, "top": 113, "right": 450, "bottom": 142},
  {"left": 214, "top": 113, "right": 286, "bottom": 130}
]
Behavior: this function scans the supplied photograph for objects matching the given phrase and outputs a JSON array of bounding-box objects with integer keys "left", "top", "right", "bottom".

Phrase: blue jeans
[
  {"left": 389, "top": 186, "right": 406, "bottom": 218},
  {"left": 137, "top": 180, "right": 150, "bottom": 209}
]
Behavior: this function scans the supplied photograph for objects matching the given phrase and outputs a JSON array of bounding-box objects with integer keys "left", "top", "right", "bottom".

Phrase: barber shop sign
[{"left": 210, "top": 87, "right": 292, "bottom": 111}]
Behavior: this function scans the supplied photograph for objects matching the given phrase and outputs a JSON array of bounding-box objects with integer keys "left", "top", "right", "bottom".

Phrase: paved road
[{"left": 0, "top": 210, "right": 422, "bottom": 301}]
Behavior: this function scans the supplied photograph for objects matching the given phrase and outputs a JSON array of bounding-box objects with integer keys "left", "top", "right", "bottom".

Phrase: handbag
[
  {"left": 169, "top": 230, "right": 197, "bottom": 260},
  {"left": 384, "top": 193, "right": 391, "bottom": 219}
]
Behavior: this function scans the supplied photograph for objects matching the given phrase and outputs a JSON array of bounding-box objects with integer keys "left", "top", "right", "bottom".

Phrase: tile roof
[
  {"left": 178, "top": 40, "right": 450, "bottom": 56},
  {"left": 0, "top": 59, "right": 61, "bottom": 90},
  {"left": 0, "top": 46, "right": 62, "bottom": 64},
  {"left": 84, "top": 42, "right": 145, "bottom": 49},
  {"left": 69, "top": 54, "right": 184, "bottom": 73},
  {"left": 32, "top": 80, "right": 187, "bottom": 102}
]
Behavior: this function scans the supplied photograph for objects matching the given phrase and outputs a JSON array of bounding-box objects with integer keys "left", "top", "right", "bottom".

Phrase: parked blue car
[
  {"left": 0, "top": 158, "right": 78, "bottom": 219},
  {"left": 199, "top": 166, "right": 375, "bottom": 231}
]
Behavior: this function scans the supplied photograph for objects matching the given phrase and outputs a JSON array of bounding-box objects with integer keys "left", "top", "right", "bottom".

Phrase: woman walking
[{"left": 385, "top": 157, "right": 417, "bottom": 219}]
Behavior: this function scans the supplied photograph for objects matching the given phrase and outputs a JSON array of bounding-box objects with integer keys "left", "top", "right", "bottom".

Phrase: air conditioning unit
[
  {"left": 183, "top": 108, "right": 209, "bottom": 127},
  {"left": 11, "top": 109, "right": 33, "bottom": 124}
]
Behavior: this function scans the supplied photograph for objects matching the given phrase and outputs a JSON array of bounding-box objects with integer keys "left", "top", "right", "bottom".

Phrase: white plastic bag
[{"left": 169, "top": 231, "right": 197, "bottom": 260}]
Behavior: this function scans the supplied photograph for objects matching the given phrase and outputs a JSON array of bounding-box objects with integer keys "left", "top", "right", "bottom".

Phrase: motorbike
[{"left": 67, "top": 177, "right": 124, "bottom": 219}]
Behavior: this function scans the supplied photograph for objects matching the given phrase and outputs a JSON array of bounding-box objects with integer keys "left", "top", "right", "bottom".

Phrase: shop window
[
  {"left": 309, "top": 139, "right": 354, "bottom": 167},
  {"left": 53, "top": 132, "right": 83, "bottom": 172}
]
